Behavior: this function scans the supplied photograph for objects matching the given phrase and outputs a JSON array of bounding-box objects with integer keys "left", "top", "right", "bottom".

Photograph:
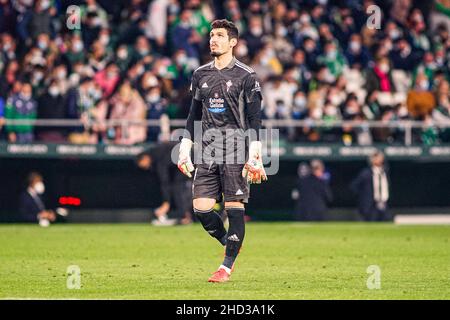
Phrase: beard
[{"left": 210, "top": 49, "right": 223, "bottom": 57}]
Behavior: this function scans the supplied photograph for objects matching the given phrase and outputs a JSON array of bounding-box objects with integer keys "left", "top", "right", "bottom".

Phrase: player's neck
[{"left": 214, "top": 53, "right": 234, "bottom": 70}]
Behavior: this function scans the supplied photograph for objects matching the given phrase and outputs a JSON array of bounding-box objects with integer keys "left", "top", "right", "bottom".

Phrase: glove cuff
[
  {"left": 249, "top": 141, "right": 262, "bottom": 160},
  {"left": 180, "top": 138, "right": 193, "bottom": 155}
]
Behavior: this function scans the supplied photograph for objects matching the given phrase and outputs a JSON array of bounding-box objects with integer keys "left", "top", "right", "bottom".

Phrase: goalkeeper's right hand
[{"left": 177, "top": 138, "right": 195, "bottom": 178}]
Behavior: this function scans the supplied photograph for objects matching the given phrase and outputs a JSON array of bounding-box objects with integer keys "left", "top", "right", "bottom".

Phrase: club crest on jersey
[
  {"left": 226, "top": 80, "right": 232, "bottom": 92},
  {"left": 208, "top": 93, "right": 226, "bottom": 113}
]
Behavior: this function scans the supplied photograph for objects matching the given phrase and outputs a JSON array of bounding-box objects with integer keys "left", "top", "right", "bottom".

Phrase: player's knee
[
  {"left": 193, "top": 198, "right": 216, "bottom": 212},
  {"left": 225, "top": 201, "right": 244, "bottom": 209}
]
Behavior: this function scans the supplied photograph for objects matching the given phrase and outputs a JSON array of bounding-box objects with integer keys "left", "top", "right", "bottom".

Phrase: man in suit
[
  {"left": 18, "top": 172, "right": 56, "bottom": 226},
  {"left": 136, "top": 140, "right": 193, "bottom": 225},
  {"left": 294, "top": 159, "right": 333, "bottom": 221},
  {"left": 350, "top": 150, "right": 391, "bottom": 221}
]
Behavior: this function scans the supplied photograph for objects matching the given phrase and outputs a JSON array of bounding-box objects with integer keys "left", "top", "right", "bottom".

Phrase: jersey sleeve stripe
[{"left": 235, "top": 61, "right": 255, "bottom": 74}]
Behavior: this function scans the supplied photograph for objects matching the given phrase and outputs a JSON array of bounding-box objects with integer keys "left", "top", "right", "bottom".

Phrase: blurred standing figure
[
  {"left": 350, "top": 150, "right": 391, "bottom": 221},
  {"left": 109, "top": 81, "right": 147, "bottom": 145},
  {"left": 136, "top": 140, "right": 193, "bottom": 226},
  {"left": 18, "top": 172, "right": 56, "bottom": 227},
  {"left": 294, "top": 159, "right": 333, "bottom": 221},
  {"left": 5, "top": 83, "right": 37, "bottom": 143}
]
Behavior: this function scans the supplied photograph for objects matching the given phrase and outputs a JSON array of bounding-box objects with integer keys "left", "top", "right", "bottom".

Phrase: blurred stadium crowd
[{"left": 0, "top": 0, "right": 449, "bottom": 145}]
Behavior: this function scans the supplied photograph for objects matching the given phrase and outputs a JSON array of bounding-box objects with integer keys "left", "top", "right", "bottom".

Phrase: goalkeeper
[{"left": 177, "top": 19, "right": 267, "bottom": 283}]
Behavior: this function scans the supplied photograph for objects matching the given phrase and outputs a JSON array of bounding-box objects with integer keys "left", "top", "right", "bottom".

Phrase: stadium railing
[{"left": 4, "top": 119, "right": 450, "bottom": 146}]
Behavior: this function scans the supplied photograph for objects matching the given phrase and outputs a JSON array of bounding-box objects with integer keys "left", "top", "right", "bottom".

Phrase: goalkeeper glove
[
  {"left": 177, "top": 138, "right": 195, "bottom": 178},
  {"left": 242, "top": 141, "right": 268, "bottom": 184}
]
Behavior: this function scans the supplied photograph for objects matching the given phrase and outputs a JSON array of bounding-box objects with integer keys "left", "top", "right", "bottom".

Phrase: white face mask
[
  {"left": 379, "top": 63, "right": 390, "bottom": 73},
  {"left": 34, "top": 182, "right": 45, "bottom": 194},
  {"left": 300, "top": 15, "right": 310, "bottom": 24},
  {"left": 21, "top": 93, "right": 32, "bottom": 100},
  {"left": 419, "top": 80, "right": 429, "bottom": 91},
  {"left": 277, "top": 26, "right": 287, "bottom": 37},
  {"left": 326, "top": 50, "right": 337, "bottom": 59},
  {"left": 38, "top": 41, "right": 48, "bottom": 50},
  {"left": 349, "top": 41, "right": 361, "bottom": 52},
  {"left": 311, "top": 108, "right": 323, "bottom": 119},
  {"left": 146, "top": 76, "right": 158, "bottom": 88},
  {"left": 251, "top": 27, "right": 263, "bottom": 37},
  {"left": 329, "top": 95, "right": 341, "bottom": 106},
  {"left": 147, "top": 94, "right": 160, "bottom": 103},
  {"left": 117, "top": 49, "right": 128, "bottom": 60},
  {"left": 73, "top": 42, "right": 83, "bottom": 52},
  {"left": 57, "top": 69, "right": 67, "bottom": 80},
  {"left": 389, "top": 29, "right": 400, "bottom": 40},
  {"left": 49, "top": 86, "right": 59, "bottom": 97},
  {"left": 236, "top": 45, "right": 248, "bottom": 57},
  {"left": 294, "top": 96, "right": 306, "bottom": 108},
  {"left": 99, "top": 35, "right": 110, "bottom": 45},
  {"left": 325, "top": 105, "right": 337, "bottom": 116},
  {"left": 176, "top": 54, "right": 188, "bottom": 65}
]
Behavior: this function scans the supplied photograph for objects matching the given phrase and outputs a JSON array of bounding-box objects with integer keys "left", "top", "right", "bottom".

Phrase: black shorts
[{"left": 192, "top": 162, "right": 250, "bottom": 203}]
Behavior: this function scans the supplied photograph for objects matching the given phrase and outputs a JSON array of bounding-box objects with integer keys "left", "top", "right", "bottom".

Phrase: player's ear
[{"left": 230, "top": 38, "right": 237, "bottom": 48}]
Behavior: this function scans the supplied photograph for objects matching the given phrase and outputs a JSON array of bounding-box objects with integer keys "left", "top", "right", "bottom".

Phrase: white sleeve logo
[{"left": 252, "top": 81, "right": 261, "bottom": 92}]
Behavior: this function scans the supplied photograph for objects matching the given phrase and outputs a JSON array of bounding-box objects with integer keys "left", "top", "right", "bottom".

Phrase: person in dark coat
[
  {"left": 18, "top": 172, "right": 56, "bottom": 226},
  {"left": 294, "top": 159, "right": 333, "bottom": 221},
  {"left": 136, "top": 140, "right": 192, "bottom": 225},
  {"left": 350, "top": 150, "right": 391, "bottom": 221},
  {"left": 36, "top": 80, "right": 67, "bottom": 142}
]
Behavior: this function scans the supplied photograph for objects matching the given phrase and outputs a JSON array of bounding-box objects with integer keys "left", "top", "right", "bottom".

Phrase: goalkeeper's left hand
[{"left": 242, "top": 141, "right": 268, "bottom": 184}]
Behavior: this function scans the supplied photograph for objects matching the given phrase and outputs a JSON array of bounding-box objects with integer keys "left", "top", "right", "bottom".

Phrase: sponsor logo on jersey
[{"left": 208, "top": 92, "right": 226, "bottom": 113}]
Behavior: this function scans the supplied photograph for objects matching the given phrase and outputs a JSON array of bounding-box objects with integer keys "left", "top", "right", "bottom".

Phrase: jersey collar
[{"left": 211, "top": 56, "right": 236, "bottom": 70}]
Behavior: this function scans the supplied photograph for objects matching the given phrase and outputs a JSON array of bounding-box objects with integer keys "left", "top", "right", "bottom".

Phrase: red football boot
[{"left": 208, "top": 267, "right": 231, "bottom": 283}]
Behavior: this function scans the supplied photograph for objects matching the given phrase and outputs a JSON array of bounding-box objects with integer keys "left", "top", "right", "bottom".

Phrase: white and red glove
[
  {"left": 242, "top": 141, "right": 267, "bottom": 184},
  {"left": 177, "top": 138, "right": 195, "bottom": 178}
]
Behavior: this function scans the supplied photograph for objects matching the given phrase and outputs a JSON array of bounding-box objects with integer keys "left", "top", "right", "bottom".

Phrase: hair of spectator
[
  {"left": 27, "top": 172, "right": 43, "bottom": 186},
  {"left": 211, "top": 19, "right": 239, "bottom": 40}
]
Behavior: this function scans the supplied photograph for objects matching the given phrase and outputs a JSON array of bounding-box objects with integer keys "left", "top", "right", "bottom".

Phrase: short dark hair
[
  {"left": 211, "top": 19, "right": 239, "bottom": 40},
  {"left": 28, "top": 172, "right": 42, "bottom": 186}
]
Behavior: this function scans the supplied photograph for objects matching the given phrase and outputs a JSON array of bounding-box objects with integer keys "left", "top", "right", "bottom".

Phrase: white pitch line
[{"left": 394, "top": 214, "right": 450, "bottom": 225}]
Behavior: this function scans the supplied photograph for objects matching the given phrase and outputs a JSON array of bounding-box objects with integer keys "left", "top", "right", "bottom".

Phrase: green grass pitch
[{"left": 0, "top": 223, "right": 449, "bottom": 299}]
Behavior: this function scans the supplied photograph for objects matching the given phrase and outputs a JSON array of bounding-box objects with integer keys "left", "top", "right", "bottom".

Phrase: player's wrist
[
  {"left": 248, "top": 141, "right": 262, "bottom": 160},
  {"left": 180, "top": 138, "right": 193, "bottom": 155}
]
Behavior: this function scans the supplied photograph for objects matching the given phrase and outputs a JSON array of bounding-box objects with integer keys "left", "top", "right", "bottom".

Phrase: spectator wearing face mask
[
  {"left": 0, "top": 0, "right": 16, "bottom": 35},
  {"left": 94, "top": 62, "right": 121, "bottom": 98},
  {"left": 108, "top": 80, "right": 147, "bottom": 145},
  {"left": 389, "top": 38, "right": 422, "bottom": 71},
  {"left": 262, "top": 75, "right": 295, "bottom": 120},
  {"left": 302, "top": 37, "right": 320, "bottom": 70},
  {"left": 145, "top": 85, "right": 167, "bottom": 142},
  {"left": 36, "top": 80, "right": 67, "bottom": 142},
  {"left": 115, "top": 45, "right": 132, "bottom": 73},
  {"left": 170, "top": 9, "right": 202, "bottom": 60},
  {"left": 365, "top": 57, "right": 397, "bottom": 96},
  {"left": 412, "top": 51, "right": 437, "bottom": 89},
  {"left": 292, "top": 49, "right": 312, "bottom": 93},
  {"left": 317, "top": 41, "right": 347, "bottom": 81},
  {"left": 65, "top": 34, "right": 86, "bottom": 68},
  {"left": 29, "top": 0, "right": 56, "bottom": 40},
  {"left": 133, "top": 36, "right": 153, "bottom": 63},
  {"left": 243, "top": 15, "right": 265, "bottom": 58},
  {"left": 18, "top": 172, "right": 56, "bottom": 226},
  {"left": 5, "top": 82, "right": 37, "bottom": 143},
  {"left": 344, "top": 33, "right": 371, "bottom": 70},
  {"left": 407, "top": 9, "right": 431, "bottom": 52}
]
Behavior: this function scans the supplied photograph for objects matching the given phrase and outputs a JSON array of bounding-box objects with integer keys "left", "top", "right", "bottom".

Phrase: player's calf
[{"left": 193, "top": 201, "right": 227, "bottom": 246}]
